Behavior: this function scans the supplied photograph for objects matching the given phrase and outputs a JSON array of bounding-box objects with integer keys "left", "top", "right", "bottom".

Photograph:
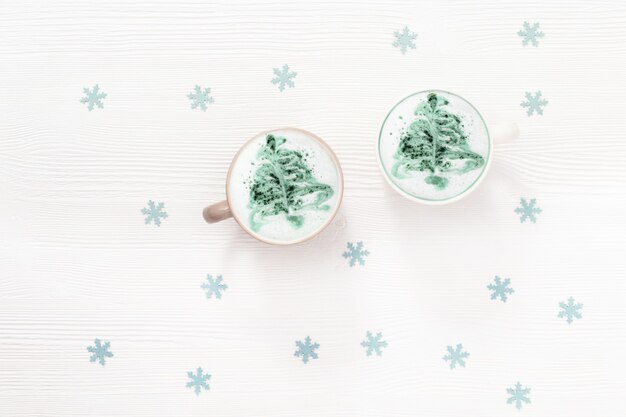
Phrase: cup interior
[
  {"left": 378, "top": 90, "right": 492, "bottom": 204},
  {"left": 226, "top": 128, "right": 343, "bottom": 245}
]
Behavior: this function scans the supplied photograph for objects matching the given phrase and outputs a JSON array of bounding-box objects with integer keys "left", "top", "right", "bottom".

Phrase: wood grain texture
[{"left": 1, "top": 0, "right": 626, "bottom": 416}]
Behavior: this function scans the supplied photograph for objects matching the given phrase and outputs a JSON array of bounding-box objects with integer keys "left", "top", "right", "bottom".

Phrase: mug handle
[
  {"left": 489, "top": 122, "right": 519, "bottom": 143},
  {"left": 203, "top": 200, "right": 232, "bottom": 223}
]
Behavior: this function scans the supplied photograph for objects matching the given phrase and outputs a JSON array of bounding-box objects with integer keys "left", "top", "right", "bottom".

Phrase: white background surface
[{"left": 1, "top": 0, "right": 626, "bottom": 416}]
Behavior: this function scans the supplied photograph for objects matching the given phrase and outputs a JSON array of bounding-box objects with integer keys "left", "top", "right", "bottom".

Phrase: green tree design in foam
[
  {"left": 392, "top": 93, "right": 485, "bottom": 190},
  {"left": 248, "top": 135, "right": 334, "bottom": 232}
]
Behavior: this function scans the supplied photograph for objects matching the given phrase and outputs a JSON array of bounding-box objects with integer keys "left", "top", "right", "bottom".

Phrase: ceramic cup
[
  {"left": 378, "top": 90, "right": 518, "bottom": 204},
  {"left": 203, "top": 127, "right": 344, "bottom": 245}
]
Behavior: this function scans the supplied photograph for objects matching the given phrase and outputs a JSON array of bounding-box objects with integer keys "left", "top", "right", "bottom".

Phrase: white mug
[{"left": 377, "top": 90, "right": 518, "bottom": 204}]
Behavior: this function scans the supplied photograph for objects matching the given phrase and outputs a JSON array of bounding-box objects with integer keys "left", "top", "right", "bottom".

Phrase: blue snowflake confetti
[
  {"left": 442, "top": 344, "right": 469, "bottom": 369},
  {"left": 141, "top": 200, "right": 168, "bottom": 226},
  {"left": 80, "top": 84, "right": 107, "bottom": 111},
  {"left": 271, "top": 64, "right": 297, "bottom": 92},
  {"left": 507, "top": 381, "right": 531, "bottom": 410},
  {"left": 342, "top": 241, "right": 370, "bottom": 267},
  {"left": 294, "top": 336, "right": 319, "bottom": 364},
  {"left": 487, "top": 276, "right": 514, "bottom": 303},
  {"left": 201, "top": 274, "right": 228, "bottom": 299},
  {"left": 392, "top": 26, "right": 417, "bottom": 54},
  {"left": 87, "top": 338, "right": 113, "bottom": 366},
  {"left": 187, "top": 85, "right": 214, "bottom": 111},
  {"left": 186, "top": 367, "right": 211, "bottom": 395},
  {"left": 361, "top": 331, "right": 388, "bottom": 357},
  {"left": 520, "top": 91, "right": 548, "bottom": 116},
  {"left": 558, "top": 297, "right": 583, "bottom": 324},
  {"left": 518, "top": 22, "right": 544, "bottom": 47},
  {"left": 515, "top": 198, "right": 542, "bottom": 223}
]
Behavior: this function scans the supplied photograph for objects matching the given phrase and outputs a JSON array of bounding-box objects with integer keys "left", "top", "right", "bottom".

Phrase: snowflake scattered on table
[
  {"left": 442, "top": 344, "right": 469, "bottom": 369},
  {"left": 87, "top": 338, "right": 113, "bottom": 366},
  {"left": 294, "top": 336, "right": 319, "bottom": 364},
  {"left": 201, "top": 274, "right": 228, "bottom": 299},
  {"left": 517, "top": 21, "right": 544, "bottom": 47},
  {"left": 392, "top": 26, "right": 417, "bottom": 54},
  {"left": 507, "top": 381, "right": 531, "bottom": 410},
  {"left": 186, "top": 367, "right": 211, "bottom": 395},
  {"left": 520, "top": 91, "right": 548, "bottom": 116},
  {"left": 80, "top": 84, "right": 107, "bottom": 111},
  {"left": 342, "top": 241, "right": 370, "bottom": 267},
  {"left": 361, "top": 331, "right": 388, "bottom": 357},
  {"left": 271, "top": 64, "right": 297, "bottom": 91},
  {"left": 187, "top": 85, "right": 214, "bottom": 111},
  {"left": 487, "top": 276, "right": 514, "bottom": 303},
  {"left": 141, "top": 200, "right": 168, "bottom": 226},
  {"left": 515, "top": 198, "right": 542, "bottom": 223},
  {"left": 558, "top": 296, "right": 583, "bottom": 324}
]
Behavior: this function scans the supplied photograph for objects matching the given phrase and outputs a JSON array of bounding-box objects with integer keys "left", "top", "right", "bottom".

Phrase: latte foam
[
  {"left": 228, "top": 128, "right": 342, "bottom": 244},
  {"left": 379, "top": 91, "right": 490, "bottom": 202}
]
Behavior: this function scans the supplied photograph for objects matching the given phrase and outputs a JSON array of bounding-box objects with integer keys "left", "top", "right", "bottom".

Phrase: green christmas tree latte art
[
  {"left": 248, "top": 135, "right": 334, "bottom": 232},
  {"left": 392, "top": 93, "right": 484, "bottom": 190}
]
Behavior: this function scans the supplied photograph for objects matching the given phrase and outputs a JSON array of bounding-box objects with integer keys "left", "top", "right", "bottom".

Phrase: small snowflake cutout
[
  {"left": 361, "top": 331, "right": 388, "bottom": 357},
  {"left": 518, "top": 22, "right": 544, "bottom": 47},
  {"left": 80, "top": 84, "right": 107, "bottom": 111},
  {"left": 507, "top": 381, "right": 531, "bottom": 410},
  {"left": 186, "top": 367, "right": 211, "bottom": 395},
  {"left": 87, "top": 338, "right": 113, "bottom": 366},
  {"left": 187, "top": 85, "right": 214, "bottom": 111},
  {"left": 487, "top": 276, "right": 514, "bottom": 302},
  {"left": 515, "top": 198, "right": 542, "bottom": 223},
  {"left": 442, "top": 344, "right": 469, "bottom": 369},
  {"left": 141, "top": 200, "right": 168, "bottom": 226},
  {"left": 201, "top": 274, "right": 228, "bottom": 299},
  {"left": 558, "top": 297, "right": 583, "bottom": 324},
  {"left": 520, "top": 91, "right": 548, "bottom": 116},
  {"left": 294, "top": 336, "right": 319, "bottom": 364},
  {"left": 342, "top": 241, "right": 370, "bottom": 267},
  {"left": 271, "top": 64, "right": 297, "bottom": 92},
  {"left": 392, "top": 26, "right": 417, "bottom": 54}
]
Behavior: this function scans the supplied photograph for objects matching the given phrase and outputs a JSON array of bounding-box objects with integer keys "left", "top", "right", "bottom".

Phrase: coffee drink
[
  {"left": 378, "top": 91, "right": 490, "bottom": 202},
  {"left": 227, "top": 128, "right": 342, "bottom": 244}
]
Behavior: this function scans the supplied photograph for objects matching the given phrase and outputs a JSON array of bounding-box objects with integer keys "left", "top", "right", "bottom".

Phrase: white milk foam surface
[
  {"left": 379, "top": 91, "right": 490, "bottom": 202},
  {"left": 228, "top": 128, "right": 341, "bottom": 244}
]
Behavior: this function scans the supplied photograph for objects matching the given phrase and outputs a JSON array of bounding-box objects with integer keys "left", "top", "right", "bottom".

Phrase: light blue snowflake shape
[
  {"left": 518, "top": 22, "right": 544, "bottom": 47},
  {"left": 442, "top": 344, "right": 469, "bottom": 369},
  {"left": 361, "top": 331, "right": 388, "bottom": 356},
  {"left": 507, "top": 381, "right": 531, "bottom": 410},
  {"left": 558, "top": 296, "right": 583, "bottom": 324},
  {"left": 186, "top": 367, "right": 211, "bottom": 395},
  {"left": 271, "top": 64, "right": 297, "bottom": 92},
  {"left": 201, "top": 274, "right": 228, "bottom": 299},
  {"left": 487, "top": 276, "right": 514, "bottom": 302},
  {"left": 342, "top": 241, "right": 370, "bottom": 267},
  {"left": 80, "top": 84, "right": 107, "bottom": 111},
  {"left": 393, "top": 26, "right": 417, "bottom": 54},
  {"left": 187, "top": 85, "right": 214, "bottom": 111},
  {"left": 141, "top": 200, "right": 168, "bottom": 226},
  {"left": 520, "top": 91, "right": 548, "bottom": 116},
  {"left": 87, "top": 338, "right": 113, "bottom": 366},
  {"left": 294, "top": 336, "right": 319, "bottom": 364},
  {"left": 515, "top": 198, "right": 542, "bottom": 223}
]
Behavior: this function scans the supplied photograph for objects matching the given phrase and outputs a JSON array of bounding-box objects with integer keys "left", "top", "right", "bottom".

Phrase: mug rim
[
  {"left": 225, "top": 127, "right": 344, "bottom": 245},
  {"left": 377, "top": 89, "right": 493, "bottom": 205}
]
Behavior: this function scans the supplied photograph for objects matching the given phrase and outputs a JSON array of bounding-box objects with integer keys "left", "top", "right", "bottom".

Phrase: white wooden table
[{"left": 2, "top": 1, "right": 626, "bottom": 415}]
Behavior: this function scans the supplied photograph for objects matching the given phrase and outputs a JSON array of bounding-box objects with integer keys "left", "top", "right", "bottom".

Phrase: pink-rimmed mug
[{"left": 203, "top": 127, "right": 344, "bottom": 245}]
